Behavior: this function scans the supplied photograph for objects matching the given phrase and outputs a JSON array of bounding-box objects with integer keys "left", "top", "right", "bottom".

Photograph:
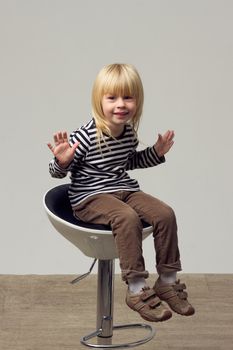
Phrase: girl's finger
[
  {"left": 63, "top": 131, "right": 68, "bottom": 142},
  {"left": 72, "top": 141, "right": 79, "bottom": 150},
  {"left": 158, "top": 133, "right": 162, "bottom": 140},
  {"left": 168, "top": 130, "right": 174, "bottom": 141},
  {"left": 53, "top": 133, "right": 59, "bottom": 145},
  {"left": 57, "top": 131, "right": 63, "bottom": 142},
  {"left": 47, "top": 143, "right": 54, "bottom": 151},
  {"left": 163, "top": 130, "right": 170, "bottom": 141}
]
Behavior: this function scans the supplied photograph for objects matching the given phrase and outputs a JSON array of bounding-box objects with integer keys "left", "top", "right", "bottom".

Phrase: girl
[{"left": 48, "top": 63, "right": 195, "bottom": 322}]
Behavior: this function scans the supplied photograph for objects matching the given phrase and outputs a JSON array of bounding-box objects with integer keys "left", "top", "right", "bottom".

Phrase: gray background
[{"left": 0, "top": 0, "right": 232, "bottom": 275}]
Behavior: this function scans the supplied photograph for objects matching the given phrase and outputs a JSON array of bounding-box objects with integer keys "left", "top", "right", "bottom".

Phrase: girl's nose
[{"left": 116, "top": 97, "right": 125, "bottom": 107}]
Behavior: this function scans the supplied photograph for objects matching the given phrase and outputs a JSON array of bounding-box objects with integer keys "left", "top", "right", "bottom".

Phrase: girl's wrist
[
  {"left": 55, "top": 158, "right": 71, "bottom": 169},
  {"left": 154, "top": 145, "right": 163, "bottom": 158}
]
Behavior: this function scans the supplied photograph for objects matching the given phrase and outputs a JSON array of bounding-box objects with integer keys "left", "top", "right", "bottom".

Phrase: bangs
[{"left": 102, "top": 67, "right": 139, "bottom": 98}]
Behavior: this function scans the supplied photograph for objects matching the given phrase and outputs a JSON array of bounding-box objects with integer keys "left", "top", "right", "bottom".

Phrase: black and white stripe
[{"left": 49, "top": 118, "right": 165, "bottom": 208}]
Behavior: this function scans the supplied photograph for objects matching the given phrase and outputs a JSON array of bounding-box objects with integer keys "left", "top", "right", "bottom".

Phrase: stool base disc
[{"left": 81, "top": 323, "right": 156, "bottom": 349}]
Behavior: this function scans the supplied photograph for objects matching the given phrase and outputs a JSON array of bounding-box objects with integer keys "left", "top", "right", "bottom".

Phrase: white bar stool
[{"left": 43, "top": 184, "right": 155, "bottom": 348}]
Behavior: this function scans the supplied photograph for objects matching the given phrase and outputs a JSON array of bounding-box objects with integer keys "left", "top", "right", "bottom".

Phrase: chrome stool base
[{"left": 81, "top": 323, "right": 156, "bottom": 348}]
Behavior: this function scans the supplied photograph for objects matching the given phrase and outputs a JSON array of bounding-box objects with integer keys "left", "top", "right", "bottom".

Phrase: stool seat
[{"left": 43, "top": 184, "right": 153, "bottom": 260}]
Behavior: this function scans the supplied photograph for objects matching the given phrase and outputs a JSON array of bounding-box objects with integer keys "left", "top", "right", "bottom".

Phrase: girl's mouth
[{"left": 114, "top": 112, "right": 128, "bottom": 116}]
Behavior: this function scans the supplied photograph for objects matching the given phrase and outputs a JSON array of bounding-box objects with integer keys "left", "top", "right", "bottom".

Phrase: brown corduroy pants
[{"left": 73, "top": 190, "right": 182, "bottom": 282}]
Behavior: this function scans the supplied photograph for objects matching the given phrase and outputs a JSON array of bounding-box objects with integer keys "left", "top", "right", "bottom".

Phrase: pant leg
[
  {"left": 73, "top": 192, "right": 149, "bottom": 281},
  {"left": 125, "top": 191, "right": 182, "bottom": 274}
]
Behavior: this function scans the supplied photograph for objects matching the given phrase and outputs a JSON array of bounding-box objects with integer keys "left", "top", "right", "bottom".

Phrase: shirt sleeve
[
  {"left": 126, "top": 145, "right": 165, "bottom": 170},
  {"left": 48, "top": 126, "right": 90, "bottom": 178},
  {"left": 48, "top": 158, "right": 72, "bottom": 178}
]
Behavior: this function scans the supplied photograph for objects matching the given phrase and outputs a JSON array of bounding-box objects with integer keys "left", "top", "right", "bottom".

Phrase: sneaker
[
  {"left": 126, "top": 286, "right": 172, "bottom": 322},
  {"left": 153, "top": 279, "right": 195, "bottom": 316}
]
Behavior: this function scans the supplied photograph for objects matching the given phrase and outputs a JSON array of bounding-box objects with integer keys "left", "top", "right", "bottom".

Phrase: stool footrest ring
[{"left": 80, "top": 323, "right": 156, "bottom": 349}]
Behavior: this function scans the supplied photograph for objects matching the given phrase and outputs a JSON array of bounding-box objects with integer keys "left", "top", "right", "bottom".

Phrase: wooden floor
[{"left": 0, "top": 274, "right": 233, "bottom": 350}]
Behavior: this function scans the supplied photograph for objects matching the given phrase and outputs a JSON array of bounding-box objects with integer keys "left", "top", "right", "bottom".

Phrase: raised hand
[
  {"left": 47, "top": 131, "right": 79, "bottom": 168},
  {"left": 154, "top": 130, "right": 175, "bottom": 157}
]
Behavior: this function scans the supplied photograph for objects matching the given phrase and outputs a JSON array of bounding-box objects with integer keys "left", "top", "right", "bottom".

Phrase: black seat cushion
[{"left": 45, "top": 184, "right": 151, "bottom": 230}]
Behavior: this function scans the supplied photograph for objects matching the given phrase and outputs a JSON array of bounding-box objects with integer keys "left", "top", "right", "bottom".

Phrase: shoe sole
[
  {"left": 127, "top": 304, "right": 172, "bottom": 322},
  {"left": 161, "top": 301, "right": 195, "bottom": 316},
  {"left": 173, "top": 307, "right": 195, "bottom": 316}
]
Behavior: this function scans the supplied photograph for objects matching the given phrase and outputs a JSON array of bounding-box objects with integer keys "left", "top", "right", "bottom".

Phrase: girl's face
[{"left": 101, "top": 94, "right": 137, "bottom": 136}]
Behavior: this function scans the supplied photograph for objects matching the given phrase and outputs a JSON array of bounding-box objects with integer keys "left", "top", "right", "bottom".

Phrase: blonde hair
[{"left": 91, "top": 63, "right": 144, "bottom": 142}]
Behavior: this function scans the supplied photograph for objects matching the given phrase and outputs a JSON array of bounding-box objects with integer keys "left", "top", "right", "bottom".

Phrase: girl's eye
[
  {"left": 124, "top": 96, "right": 133, "bottom": 100},
  {"left": 107, "top": 96, "right": 115, "bottom": 100}
]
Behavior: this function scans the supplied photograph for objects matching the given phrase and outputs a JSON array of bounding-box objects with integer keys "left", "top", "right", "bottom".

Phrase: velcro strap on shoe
[
  {"left": 148, "top": 296, "right": 161, "bottom": 308},
  {"left": 174, "top": 283, "right": 186, "bottom": 291},
  {"left": 160, "top": 288, "right": 177, "bottom": 300},
  {"left": 132, "top": 300, "right": 147, "bottom": 311},
  {"left": 178, "top": 291, "right": 188, "bottom": 300},
  {"left": 141, "top": 288, "right": 156, "bottom": 302}
]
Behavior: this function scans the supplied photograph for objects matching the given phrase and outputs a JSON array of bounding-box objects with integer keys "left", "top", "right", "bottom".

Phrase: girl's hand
[
  {"left": 47, "top": 131, "right": 79, "bottom": 168},
  {"left": 154, "top": 130, "right": 175, "bottom": 157}
]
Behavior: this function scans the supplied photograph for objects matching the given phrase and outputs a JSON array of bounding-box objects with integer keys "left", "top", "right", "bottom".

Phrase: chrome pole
[{"left": 96, "top": 259, "right": 114, "bottom": 338}]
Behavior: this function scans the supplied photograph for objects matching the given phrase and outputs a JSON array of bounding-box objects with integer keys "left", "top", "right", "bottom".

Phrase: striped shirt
[{"left": 49, "top": 118, "right": 165, "bottom": 208}]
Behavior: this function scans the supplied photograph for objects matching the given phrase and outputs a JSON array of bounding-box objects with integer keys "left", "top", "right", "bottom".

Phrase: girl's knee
[
  {"left": 159, "top": 205, "right": 177, "bottom": 226},
  {"left": 113, "top": 207, "right": 141, "bottom": 227}
]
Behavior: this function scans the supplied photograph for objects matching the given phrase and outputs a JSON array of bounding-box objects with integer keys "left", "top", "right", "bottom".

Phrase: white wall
[{"left": 0, "top": 0, "right": 232, "bottom": 274}]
